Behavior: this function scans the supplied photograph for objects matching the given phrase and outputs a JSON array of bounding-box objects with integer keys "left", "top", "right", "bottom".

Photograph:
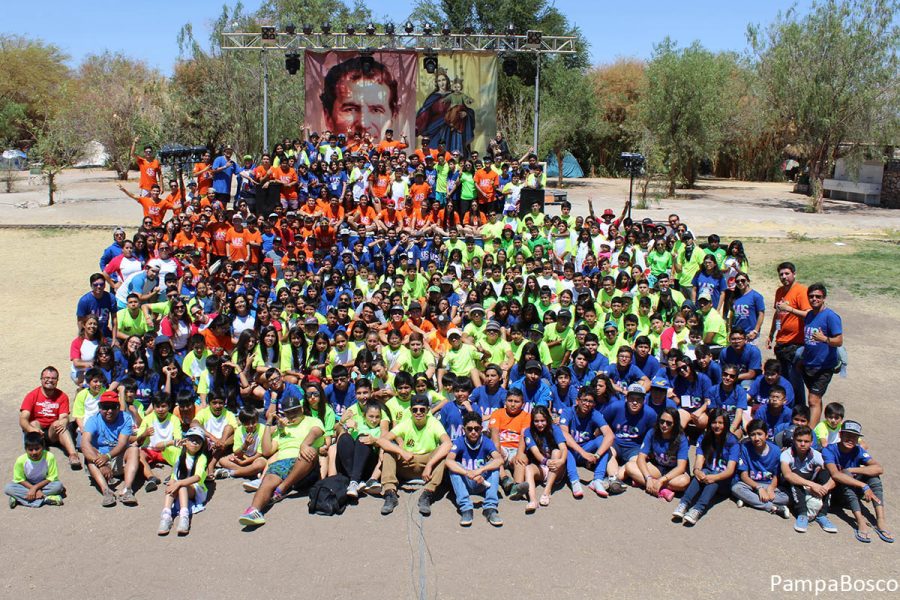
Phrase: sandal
[
  {"left": 855, "top": 529, "right": 872, "bottom": 543},
  {"left": 525, "top": 502, "right": 537, "bottom": 514},
  {"left": 873, "top": 527, "right": 895, "bottom": 544},
  {"left": 539, "top": 494, "right": 550, "bottom": 507}
]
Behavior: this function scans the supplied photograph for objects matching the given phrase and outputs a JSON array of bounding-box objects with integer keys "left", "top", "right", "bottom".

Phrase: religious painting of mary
[{"left": 415, "top": 68, "right": 476, "bottom": 155}]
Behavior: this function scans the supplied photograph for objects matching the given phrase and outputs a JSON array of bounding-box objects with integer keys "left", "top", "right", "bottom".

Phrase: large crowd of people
[{"left": 9, "top": 129, "right": 892, "bottom": 545}]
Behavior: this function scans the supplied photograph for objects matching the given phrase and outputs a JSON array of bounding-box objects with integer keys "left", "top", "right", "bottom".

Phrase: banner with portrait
[
  {"left": 415, "top": 52, "right": 498, "bottom": 156},
  {"left": 304, "top": 51, "right": 418, "bottom": 144}
]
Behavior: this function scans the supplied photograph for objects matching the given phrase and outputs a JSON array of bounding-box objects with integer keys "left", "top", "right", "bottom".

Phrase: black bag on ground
[{"left": 307, "top": 474, "right": 350, "bottom": 516}]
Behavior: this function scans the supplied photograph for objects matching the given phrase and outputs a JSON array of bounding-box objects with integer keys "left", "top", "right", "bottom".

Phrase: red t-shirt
[{"left": 21, "top": 387, "right": 70, "bottom": 428}]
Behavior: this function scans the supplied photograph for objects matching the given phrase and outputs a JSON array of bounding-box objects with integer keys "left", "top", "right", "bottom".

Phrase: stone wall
[{"left": 882, "top": 160, "right": 900, "bottom": 208}]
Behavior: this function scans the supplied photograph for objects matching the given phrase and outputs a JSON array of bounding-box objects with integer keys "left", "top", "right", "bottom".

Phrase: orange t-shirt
[
  {"left": 173, "top": 231, "right": 196, "bottom": 249},
  {"left": 136, "top": 157, "right": 161, "bottom": 191},
  {"left": 271, "top": 166, "right": 298, "bottom": 200},
  {"left": 322, "top": 203, "right": 345, "bottom": 222},
  {"left": 352, "top": 205, "right": 378, "bottom": 226},
  {"left": 379, "top": 208, "right": 401, "bottom": 227},
  {"left": 194, "top": 163, "right": 213, "bottom": 195},
  {"left": 475, "top": 169, "right": 499, "bottom": 204},
  {"left": 207, "top": 222, "right": 230, "bottom": 256},
  {"left": 376, "top": 139, "right": 408, "bottom": 154},
  {"left": 400, "top": 317, "right": 435, "bottom": 339},
  {"left": 226, "top": 227, "right": 251, "bottom": 262},
  {"left": 489, "top": 408, "right": 532, "bottom": 448},
  {"left": 137, "top": 197, "right": 171, "bottom": 228},
  {"left": 774, "top": 283, "right": 811, "bottom": 345},
  {"left": 164, "top": 189, "right": 184, "bottom": 216},
  {"left": 409, "top": 182, "right": 431, "bottom": 211},
  {"left": 203, "top": 328, "right": 235, "bottom": 356},
  {"left": 370, "top": 173, "right": 391, "bottom": 199}
]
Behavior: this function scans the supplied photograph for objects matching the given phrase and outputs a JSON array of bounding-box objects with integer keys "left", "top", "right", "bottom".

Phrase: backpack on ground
[{"left": 307, "top": 474, "right": 350, "bottom": 516}]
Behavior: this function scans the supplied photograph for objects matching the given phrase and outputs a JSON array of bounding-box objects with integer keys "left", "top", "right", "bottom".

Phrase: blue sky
[{"left": 3, "top": 0, "right": 812, "bottom": 74}]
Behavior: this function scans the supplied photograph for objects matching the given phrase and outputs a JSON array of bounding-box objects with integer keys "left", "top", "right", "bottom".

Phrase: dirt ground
[{"left": 0, "top": 173, "right": 897, "bottom": 599}]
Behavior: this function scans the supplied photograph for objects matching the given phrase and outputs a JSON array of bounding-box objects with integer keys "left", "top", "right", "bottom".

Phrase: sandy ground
[{"left": 0, "top": 172, "right": 897, "bottom": 599}]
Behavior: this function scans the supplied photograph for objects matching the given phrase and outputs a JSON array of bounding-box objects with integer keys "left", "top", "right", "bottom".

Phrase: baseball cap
[
  {"left": 281, "top": 395, "right": 303, "bottom": 412},
  {"left": 650, "top": 376, "right": 670, "bottom": 390},
  {"left": 98, "top": 391, "right": 120, "bottom": 408},
  {"left": 525, "top": 360, "right": 542, "bottom": 372},
  {"left": 243, "top": 154, "right": 253, "bottom": 161},
  {"left": 485, "top": 320, "right": 501, "bottom": 332},
  {"left": 407, "top": 303, "right": 422, "bottom": 312},
  {"left": 603, "top": 321, "right": 618, "bottom": 331},
  {"left": 441, "top": 276, "right": 455, "bottom": 285},
  {"left": 697, "top": 291, "right": 712, "bottom": 303},
  {"left": 557, "top": 309, "right": 572, "bottom": 320},
  {"left": 626, "top": 383, "right": 646, "bottom": 396},
  {"left": 602, "top": 208, "right": 615, "bottom": 217},
  {"left": 529, "top": 323, "right": 544, "bottom": 335},
  {"left": 184, "top": 426, "right": 206, "bottom": 441},
  {"left": 447, "top": 328, "right": 463, "bottom": 339},
  {"left": 390, "top": 305, "right": 405, "bottom": 314},
  {"left": 304, "top": 317, "right": 319, "bottom": 326},
  {"left": 427, "top": 285, "right": 441, "bottom": 294},
  {"left": 155, "top": 334, "right": 171, "bottom": 345},
  {"left": 469, "top": 304, "right": 485, "bottom": 315},
  {"left": 841, "top": 420, "right": 863, "bottom": 436}
]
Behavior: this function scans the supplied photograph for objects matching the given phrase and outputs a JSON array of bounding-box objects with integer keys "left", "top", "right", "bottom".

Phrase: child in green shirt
[{"left": 6, "top": 432, "right": 64, "bottom": 508}]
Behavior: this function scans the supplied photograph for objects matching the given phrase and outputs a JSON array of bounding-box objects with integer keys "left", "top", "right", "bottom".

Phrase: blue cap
[{"left": 650, "top": 375, "right": 670, "bottom": 390}]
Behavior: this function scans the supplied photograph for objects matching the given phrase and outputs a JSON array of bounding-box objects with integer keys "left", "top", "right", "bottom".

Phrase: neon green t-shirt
[
  {"left": 391, "top": 416, "right": 447, "bottom": 454},
  {"left": 270, "top": 416, "right": 325, "bottom": 462}
]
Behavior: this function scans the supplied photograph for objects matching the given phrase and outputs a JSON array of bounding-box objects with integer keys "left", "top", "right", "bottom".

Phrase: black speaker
[{"left": 520, "top": 188, "right": 543, "bottom": 217}]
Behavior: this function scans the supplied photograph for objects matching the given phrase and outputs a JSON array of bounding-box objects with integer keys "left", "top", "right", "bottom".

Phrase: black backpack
[{"left": 307, "top": 474, "right": 350, "bottom": 516}]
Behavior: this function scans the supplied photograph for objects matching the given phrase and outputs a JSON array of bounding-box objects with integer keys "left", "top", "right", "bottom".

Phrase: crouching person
[
  {"left": 380, "top": 394, "right": 452, "bottom": 517},
  {"left": 446, "top": 411, "right": 504, "bottom": 527},
  {"left": 779, "top": 424, "right": 837, "bottom": 534}
]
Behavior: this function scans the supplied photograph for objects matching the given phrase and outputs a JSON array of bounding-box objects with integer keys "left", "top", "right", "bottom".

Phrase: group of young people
[{"left": 9, "top": 128, "right": 892, "bottom": 544}]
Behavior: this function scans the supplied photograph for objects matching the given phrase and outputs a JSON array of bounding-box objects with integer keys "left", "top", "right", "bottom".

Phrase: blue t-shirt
[
  {"left": 803, "top": 308, "right": 842, "bottom": 369},
  {"left": 634, "top": 354, "right": 661, "bottom": 379},
  {"left": 672, "top": 372, "right": 712, "bottom": 411},
  {"left": 470, "top": 385, "right": 507, "bottom": 422},
  {"left": 523, "top": 424, "right": 566, "bottom": 459},
  {"left": 450, "top": 435, "right": 498, "bottom": 471},
  {"left": 718, "top": 344, "right": 762, "bottom": 375},
  {"left": 747, "top": 374, "right": 795, "bottom": 408},
  {"left": 696, "top": 433, "right": 740, "bottom": 474},
  {"left": 509, "top": 377, "right": 553, "bottom": 410},
  {"left": 559, "top": 407, "right": 608, "bottom": 445},
  {"left": 692, "top": 273, "right": 727, "bottom": 309},
  {"left": 646, "top": 396, "right": 678, "bottom": 418},
  {"left": 567, "top": 365, "right": 596, "bottom": 390},
  {"left": 587, "top": 352, "right": 610, "bottom": 373},
  {"left": 822, "top": 443, "right": 873, "bottom": 473},
  {"left": 759, "top": 404, "right": 793, "bottom": 438},
  {"left": 263, "top": 382, "right": 304, "bottom": 416},
  {"left": 731, "top": 289, "right": 765, "bottom": 333},
  {"left": 325, "top": 382, "right": 356, "bottom": 418},
  {"left": 602, "top": 401, "right": 657, "bottom": 450},
  {"left": 84, "top": 411, "right": 134, "bottom": 455},
  {"left": 709, "top": 384, "right": 749, "bottom": 422},
  {"left": 211, "top": 155, "right": 238, "bottom": 195},
  {"left": 697, "top": 361, "right": 722, "bottom": 386},
  {"left": 550, "top": 384, "right": 578, "bottom": 414},
  {"left": 737, "top": 441, "right": 782, "bottom": 484},
  {"left": 76, "top": 291, "right": 117, "bottom": 337},
  {"left": 437, "top": 402, "right": 467, "bottom": 440},
  {"left": 640, "top": 430, "right": 689, "bottom": 468},
  {"left": 605, "top": 363, "right": 646, "bottom": 398}
]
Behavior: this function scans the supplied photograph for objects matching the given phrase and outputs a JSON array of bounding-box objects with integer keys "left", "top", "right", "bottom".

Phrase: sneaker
[
  {"left": 68, "top": 455, "right": 83, "bottom": 470},
  {"left": 176, "top": 513, "right": 191, "bottom": 535},
  {"left": 8, "top": 496, "right": 16, "bottom": 509},
  {"left": 484, "top": 508, "right": 503, "bottom": 527},
  {"left": 683, "top": 508, "right": 702, "bottom": 526},
  {"left": 362, "top": 479, "right": 382, "bottom": 496},
  {"left": 501, "top": 476, "right": 515, "bottom": 496},
  {"left": 44, "top": 494, "right": 63, "bottom": 506},
  {"left": 157, "top": 512, "right": 173, "bottom": 535},
  {"left": 794, "top": 514, "right": 809, "bottom": 533},
  {"left": 214, "top": 468, "right": 232, "bottom": 480},
  {"left": 119, "top": 489, "right": 138, "bottom": 506},
  {"left": 417, "top": 491, "right": 433, "bottom": 516},
  {"left": 735, "top": 499, "right": 744, "bottom": 508},
  {"left": 239, "top": 507, "right": 266, "bottom": 527},
  {"left": 815, "top": 515, "right": 838, "bottom": 533},
  {"left": 571, "top": 481, "right": 584, "bottom": 499},
  {"left": 607, "top": 478, "right": 627, "bottom": 495},
  {"left": 271, "top": 488, "right": 285, "bottom": 504},
  {"left": 101, "top": 489, "right": 117, "bottom": 507},
  {"left": 145, "top": 476, "right": 161, "bottom": 493},
  {"left": 459, "top": 509, "right": 474, "bottom": 527},
  {"left": 588, "top": 480, "right": 609, "bottom": 498},
  {"left": 381, "top": 491, "right": 399, "bottom": 515},
  {"left": 509, "top": 483, "right": 529, "bottom": 501},
  {"left": 346, "top": 481, "right": 359, "bottom": 499},
  {"left": 774, "top": 505, "right": 791, "bottom": 519},
  {"left": 658, "top": 488, "right": 675, "bottom": 502},
  {"left": 672, "top": 502, "right": 688, "bottom": 522},
  {"left": 242, "top": 477, "right": 262, "bottom": 492}
]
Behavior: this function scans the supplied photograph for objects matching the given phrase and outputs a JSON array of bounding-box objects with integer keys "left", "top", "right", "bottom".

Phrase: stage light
[
  {"left": 506, "top": 23, "right": 517, "bottom": 35},
  {"left": 302, "top": 23, "right": 313, "bottom": 35},
  {"left": 261, "top": 25, "right": 276, "bottom": 44},
  {"left": 285, "top": 52, "right": 301, "bottom": 75},
  {"left": 423, "top": 52, "right": 438, "bottom": 74},
  {"left": 284, "top": 23, "right": 296, "bottom": 35},
  {"left": 503, "top": 56, "right": 517, "bottom": 76},
  {"left": 365, "top": 23, "right": 376, "bottom": 35},
  {"left": 485, "top": 24, "right": 496, "bottom": 35},
  {"left": 463, "top": 25, "right": 474, "bottom": 35},
  {"left": 423, "top": 23, "right": 433, "bottom": 35},
  {"left": 385, "top": 22, "right": 396, "bottom": 35},
  {"left": 404, "top": 21, "right": 414, "bottom": 34},
  {"left": 322, "top": 22, "right": 332, "bottom": 35},
  {"left": 526, "top": 30, "right": 542, "bottom": 47},
  {"left": 441, "top": 22, "right": 451, "bottom": 36},
  {"left": 346, "top": 24, "right": 356, "bottom": 35},
  {"left": 360, "top": 51, "right": 375, "bottom": 75}
]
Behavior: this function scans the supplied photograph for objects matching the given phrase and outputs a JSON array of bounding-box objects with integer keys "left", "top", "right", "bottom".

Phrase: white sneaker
[
  {"left": 214, "top": 467, "right": 232, "bottom": 480},
  {"left": 589, "top": 479, "right": 609, "bottom": 498},
  {"left": 347, "top": 481, "right": 359, "bottom": 498},
  {"left": 157, "top": 512, "right": 173, "bottom": 536},
  {"left": 735, "top": 499, "right": 744, "bottom": 508},
  {"left": 176, "top": 513, "right": 191, "bottom": 535},
  {"left": 571, "top": 481, "right": 584, "bottom": 498},
  {"left": 242, "top": 477, "right": 262, "bottom": 492}
]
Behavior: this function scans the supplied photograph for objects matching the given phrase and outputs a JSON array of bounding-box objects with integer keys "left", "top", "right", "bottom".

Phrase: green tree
[
  {"left": 638, "top": 39, "right": 737, "bottom": 195},
  {"left": 29, "top": 89, "right": 87, "bottom": 206},
  {"left": 590, "top": 59, "right": 646, "bottom": 175},
  {"left": 749, "top": 0, "right": 899, "bottom": 211}
]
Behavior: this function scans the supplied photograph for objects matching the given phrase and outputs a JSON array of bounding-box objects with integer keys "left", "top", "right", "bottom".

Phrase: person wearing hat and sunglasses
[
  {"left": 446, "top": 411, "right": 504, "bottom": 527},
  {"left": 81, "top": 390, "right": 141, "bottom": 507},
  {"left": 823, "top": 421, "right": 892, "bottom": 543},
  {"left": 239, "top": 394, "right": 325, "bottom": 527},
  {"left": 379, "top": 394, "right": 452, "bottom": 517}
]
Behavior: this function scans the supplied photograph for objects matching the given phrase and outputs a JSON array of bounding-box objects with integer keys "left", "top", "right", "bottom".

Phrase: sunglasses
[
  {"left": 465, "top": 426, "right": 482, "bottom": 432},
  {"left": 410, "top": 407, "right": 428, "bottom": 414},
  {"left": 306, "top": 390, "right": 321, "bottom": 397},
  {"left": 99, "top": 404, "right": 119, "bottom": 411},
  {"left": 659, "top": 419, "right": 675, "bottom": 426},
  {"left": 722, "top": 372, "right": 737, "bottom": 379}
]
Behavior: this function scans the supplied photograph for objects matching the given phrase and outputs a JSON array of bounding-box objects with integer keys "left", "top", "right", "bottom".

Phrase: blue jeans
[
  {"left": 450, "top": 470, "right": 500, "bottom": 512},
  {"left": 565, "top": 437, "right": 610, "bottom": 483},
  {"left": 5, "top": 481, "right": 64, "bottom": 507},
  {"left": 681, "top": 470, "right": 730, "bottom": 513}
]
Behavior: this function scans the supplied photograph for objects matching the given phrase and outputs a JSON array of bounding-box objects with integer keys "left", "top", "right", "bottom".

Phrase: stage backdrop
[
  {"left": 415, "top": 52, "right": 498, "bottom": 156},
  {"left": 305, "top": 51, "right": 417, "bottom": 144}
]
